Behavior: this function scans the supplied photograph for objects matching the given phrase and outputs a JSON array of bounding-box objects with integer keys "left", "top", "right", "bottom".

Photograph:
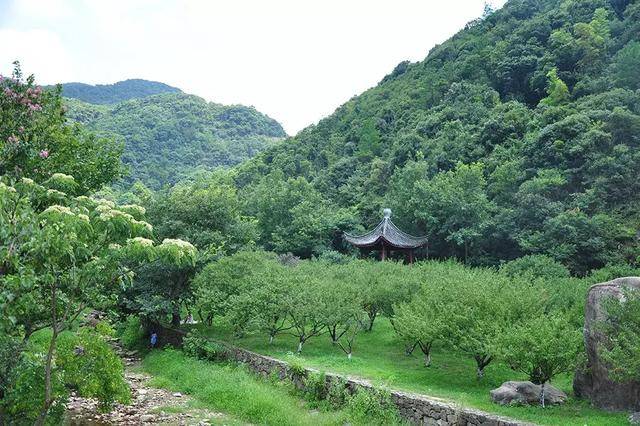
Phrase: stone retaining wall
[
  {"left": 224, "top": 344, "right": 532, "bottom": 426},
  {"left": 156, "top": 325, "right": 532, "bottom": 426}
]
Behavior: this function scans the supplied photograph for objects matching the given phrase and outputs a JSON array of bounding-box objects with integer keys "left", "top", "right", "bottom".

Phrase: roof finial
[{"left": 383, "top": 208, "right": 392, "bottom": 219}]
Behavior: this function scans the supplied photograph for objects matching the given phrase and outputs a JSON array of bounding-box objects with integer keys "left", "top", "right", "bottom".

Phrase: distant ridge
[{"left": 54, "top": 79, "right": 181, "bottom": 104}]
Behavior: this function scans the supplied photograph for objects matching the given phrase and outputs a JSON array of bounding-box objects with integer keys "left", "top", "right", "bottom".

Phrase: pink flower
[
  {"left": 7, "top": 135, "right": 19, "bottom": 144},
  {"left": 18, "top": 126, "right": 24, "bottom": 133},
  {"left": 39, "top": 150, "right": 49, "bottom": 159}
]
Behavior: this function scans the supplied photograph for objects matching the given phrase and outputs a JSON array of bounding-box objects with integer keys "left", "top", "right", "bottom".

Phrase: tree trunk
[
  {"left": 35, "top": 284, "right": 58, "bottom": 426},
  {"left": 424, "top": 352, "right": 431, "bottom": 367},
  {"left": 366, "top": 309, "right": 377, "bottom": 332},
  {"left": 269, "top": 333, "right": 275, "bottom": 345},
  {"left": 540, "top": 382, "right": 546, "bottom": 408},
  {"left": 297, "top": 340, "right": 304, "bottom": 354},
  {"left": 171, "top": 308, "right": 181, "bottom": 327},
  {"left": 347, "top": 351, "right": 352, "bottom": 360},
  {"left": 405, "top": 341, "right": 418, "bottom": 356}
]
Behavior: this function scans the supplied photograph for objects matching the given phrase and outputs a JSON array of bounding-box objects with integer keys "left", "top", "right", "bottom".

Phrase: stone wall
[
  {"left": 155, "top": 324, "right": 532, "bottom": 425},
  {"left": 224, "top": 344, "right": 532, "bottom": 426}
]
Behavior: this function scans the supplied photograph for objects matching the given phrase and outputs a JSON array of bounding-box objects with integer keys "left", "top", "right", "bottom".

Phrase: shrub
[
  {"left": 117, "top": 316, "right": 145, "bottom": 350},
  {"left": 345, "top": 387, "right": 404, "bottom": 425},
  {"left": 326, "top": 376, "right": 350, "bottom": 409},
  {"left": 57, "top": 328, "right": 131, "bottom": 411},
  {"left": 500, "top": 255, "right": 570, "bottom": 280},
  {"left": 182, "top": 331, "right": 225, "bottom": 361},
  {"left": 302, "top": 371, "right": 327, "bottom": 406},
  {"left": 285, "top": 352, "right": 307, "bottom": 378}
]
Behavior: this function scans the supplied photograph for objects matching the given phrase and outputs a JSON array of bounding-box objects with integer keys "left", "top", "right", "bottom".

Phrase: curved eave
[{"left": 344, "top": 233, "right": 428, "bottom": 250}]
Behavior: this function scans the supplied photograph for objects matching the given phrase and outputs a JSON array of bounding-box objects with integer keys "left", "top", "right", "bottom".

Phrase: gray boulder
[
  {"left": 573, "top": 277, "right": 640, "bottom": 411},
  {"left": 490, "top": 381, "right": 567, "bottom": 406}
]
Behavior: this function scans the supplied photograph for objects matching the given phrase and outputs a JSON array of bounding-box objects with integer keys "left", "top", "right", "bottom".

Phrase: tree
[
  {"left": 611, "top": 41, "right": 640, "bottom": 90},
  {"left": 192, "top": 251, "right": 276, "bottom": 328},
  {"left": 412, "top": 163, "right": 494, "bottom": 262},
  {"left": 393, "top": 287, "right": 447, "bottom": 367},
  {"left": 284, "top": 267, "right": 327, "bottom": 353},
  {"left": 540, "top": 68, "right": 569, "bottom": 106},
  {"left": 315, "top": 267, "right": 366, "bottom": 359},
  {"left": 146, "top": 170, "right": 258, "bottom": 253},
  {"left": 0, "top": 176, "right": 153, "bottom": 424},
  {"left": 499, "top": 255, "right": 570, "bottom": 280},
  {"left": 496, "top": 314, "right": 583, "bottom": 407},
  {"left": 346, "top": 260, "right": 419, "bottom": 332},
  {"left": 0, "top": 62, "right": 123, "bottom": 193}
]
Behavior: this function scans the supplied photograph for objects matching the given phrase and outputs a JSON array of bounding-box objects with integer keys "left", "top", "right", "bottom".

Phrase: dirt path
[{"left": 65, "top": 344, "right": 232, "bottom": 425}]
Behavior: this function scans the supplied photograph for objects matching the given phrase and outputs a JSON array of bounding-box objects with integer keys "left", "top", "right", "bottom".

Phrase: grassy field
[
  {"left": 197, "top": 318, "right": 628, "bottom": 426},
  {"left": 142, "top": 349, "right": 353, "bottom": 426}
]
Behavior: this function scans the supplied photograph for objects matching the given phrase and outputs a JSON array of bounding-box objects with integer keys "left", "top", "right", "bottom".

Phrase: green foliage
[
  {"left": 146, "top": 170, "right": 258, "bottom": 252},
  {"left": 231, "top": 0, "right": 640, "bottom": 274},
  {"left": 117, "top": 315, "right": 145, "bottom": 350},
  {"left": 598, "top": 288, "right": 640, "bottom": 382},
  {"left": 183, "top": 330, "right": 225, "bottom": 361},
  {"left": 302, "top": 371, "right": 327, "bottom": 406},
  {"left": 500, "top": 255, "right": 570, "bottom": 280},
  {"left": 143, "top": 349, "right": 345, "bottom": 425},
  {"left": 1, "top": 62, "right": 123, "bottom": 193},
  {"left": 240, "top": 171, "right": 356, "bottom": 257},
  {"left": 611, "top": 41, "right": 640, "bottom": 90},
  {"left": 56, "top": 328, "right": 131, "bottom": 411},
  {"left": 540, "top": 68, "right": 570, "bottom": 106},
  {"left": 65, "top": 91, "right": 286, "bottom": 189},
  {"left": 345, "top": 387, "right": 404, "bottom": 426},
  {"left": 495, "top": 314, "right": 583, "bottom": 386},
  {"left": 2, "top": 328, "right": 130, "bottom": 424},
  {"left": 56, "top": 79, "right": 180, "bottom": 104}
]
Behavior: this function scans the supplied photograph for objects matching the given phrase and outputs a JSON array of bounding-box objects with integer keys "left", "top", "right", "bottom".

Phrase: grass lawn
[
  {"left": 197, "top": 318, "right": 628, "bottom": 426},
  {"left": 142, "top": 349, "right": 350, "bottom": 426}
]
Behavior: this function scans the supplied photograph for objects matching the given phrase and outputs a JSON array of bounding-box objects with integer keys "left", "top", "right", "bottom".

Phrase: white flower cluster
[
  {"left": 42, "top": 204, "right": 74, "bottom": 216},
  {"left": 121, "top": 204, "right": 146, "bottom": 216},
  {"left": 161, "top": 238, "right": 196, "bottom": 252},
  {"left": 130, "top": 237, "right": 154, "bottom": 247},
  {"left": 20, "top": 177, "right": 34, "bottom": 185},
  {"left": 50, "top": 173, "right": 75, "bottom": 183},
  {"left": 0, "top": 182, "right": 17, "bottom": 193},
  {"left": 46, "top": 189, "right": 66, "bottom": 197}
]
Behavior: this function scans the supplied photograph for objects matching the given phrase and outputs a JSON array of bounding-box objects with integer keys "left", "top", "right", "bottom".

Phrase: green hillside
[
  {"left": 234, "top": 0, "right": 640, "bottom": 274},
  {"left": 65, "top": 92, "right": 286, "bottom": 188},
  {"left": 57, "top": 79, "right": 180, "bottom": 104}
]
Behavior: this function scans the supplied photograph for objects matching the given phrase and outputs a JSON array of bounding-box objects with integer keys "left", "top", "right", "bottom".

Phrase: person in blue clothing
[{"left": 150, "top": 332, "right": 158, "bottom": 349}]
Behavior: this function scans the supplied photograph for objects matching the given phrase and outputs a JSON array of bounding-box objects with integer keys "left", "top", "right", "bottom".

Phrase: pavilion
[{"left": 344, "top": 209, "right": 428, "bottom": 264}]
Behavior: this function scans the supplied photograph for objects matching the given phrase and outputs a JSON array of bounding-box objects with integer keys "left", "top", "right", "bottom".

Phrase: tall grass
[{"left": 143, "top": 349, "right": 345, "bottom": 425}]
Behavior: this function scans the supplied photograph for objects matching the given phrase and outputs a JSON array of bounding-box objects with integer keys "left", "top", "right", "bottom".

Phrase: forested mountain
[
  {"left": 233, "top": 0, "right": 640, "bottom": 274},
  {"left": 57, "top": 79, "right": 180, "bottom": 104},
  {"left": 64, "top": 92, "right": 286, "bottom": 188}
]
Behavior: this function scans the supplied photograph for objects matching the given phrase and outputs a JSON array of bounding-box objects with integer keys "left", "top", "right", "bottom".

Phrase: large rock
[
  {"left": 490, "top": 381, "right": 567, "bottom": 406},
  {"left": 573, "top": 277, "right": 640, "bottom": 411}
]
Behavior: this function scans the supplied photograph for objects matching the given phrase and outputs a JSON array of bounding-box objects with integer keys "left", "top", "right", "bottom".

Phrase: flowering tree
[
  {"left": 0, "top": 62, "right": 122, "bottom": 193},
  {"left": 0, "top": 174, "right": 196, "bottom": 424}
]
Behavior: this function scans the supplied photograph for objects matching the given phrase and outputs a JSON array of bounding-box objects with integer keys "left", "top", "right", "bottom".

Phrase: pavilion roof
[{"left": 344, "top": 209, "right": 428, "bottom": 249}]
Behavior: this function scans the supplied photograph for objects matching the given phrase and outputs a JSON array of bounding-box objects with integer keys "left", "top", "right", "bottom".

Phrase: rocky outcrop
[
  {"left": 573, "top": 277, "right": 640, "bottom": 411},
  {"left": 490, "top": 381, "right": 566, "bottom": 406}
]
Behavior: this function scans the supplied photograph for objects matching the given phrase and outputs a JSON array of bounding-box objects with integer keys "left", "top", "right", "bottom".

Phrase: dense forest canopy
[
  {"left": 63, "top": 91, "right": 287, "bottom": 189},
  {"left": 53, "top": 79, "right": 180, "bottom": 104},
  {"left": 229, "top": 0, "right": 640, "bottom": 274}
]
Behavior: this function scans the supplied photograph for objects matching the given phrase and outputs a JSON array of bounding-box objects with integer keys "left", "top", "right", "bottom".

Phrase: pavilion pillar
[
  {"left": 406, "top": 249, "right": 414, "bottom": 265},
  {"left": 380, "top": 243, "right": 387, "bottom": 261}
]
